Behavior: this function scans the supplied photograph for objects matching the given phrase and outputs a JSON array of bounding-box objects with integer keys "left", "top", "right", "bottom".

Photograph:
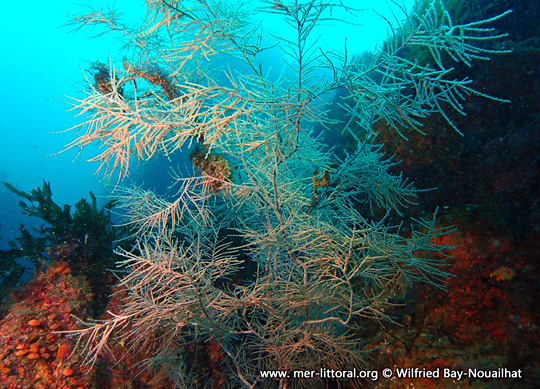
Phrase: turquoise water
[{"left": 0, "top": 0, "right": 413, "bottom": 248}]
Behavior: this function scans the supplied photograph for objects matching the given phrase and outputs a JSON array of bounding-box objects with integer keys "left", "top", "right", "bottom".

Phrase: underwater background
[
  {"left": 0, "top": 0, "right": 406, "bottom": 250},
  {"left": 0, "top": 0, "right": 539, "bottom": 388}
]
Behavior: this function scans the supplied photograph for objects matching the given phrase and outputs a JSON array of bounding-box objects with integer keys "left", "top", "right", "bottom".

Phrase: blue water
[{"left": 0, "top": 0, "right": 413, "bottom": 249}]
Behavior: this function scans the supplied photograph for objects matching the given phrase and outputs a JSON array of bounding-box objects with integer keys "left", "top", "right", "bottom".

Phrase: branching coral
[{"left": 60, "top": 0, "right": 510, "bottom": 387}]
